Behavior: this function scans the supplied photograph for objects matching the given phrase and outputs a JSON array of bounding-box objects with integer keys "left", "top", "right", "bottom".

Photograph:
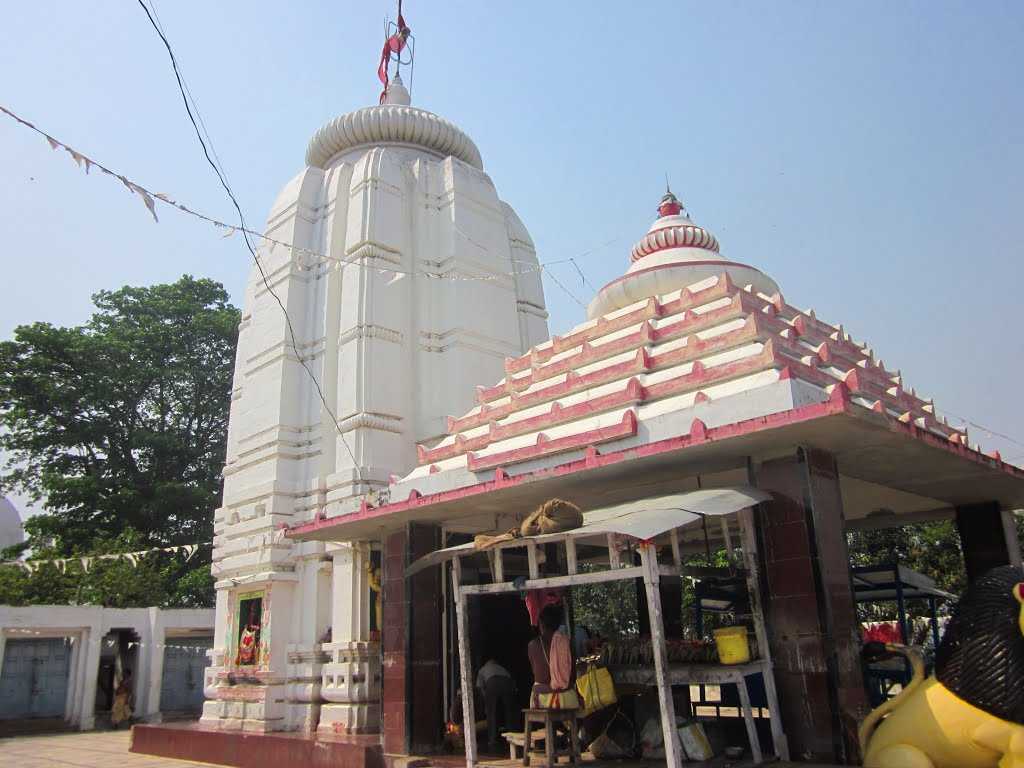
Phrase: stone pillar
[
  {"left": 956, "top": 501, "right": 1023, "bottom": 582},
  {"left": 754, "top": 447, "right": 866, "bottom": 764},
  {"left": 318, "top": 542, "right": 381, "bottom": 735},
  {"left": 286, "top": 545, "right": 332, "bottom": 732}
]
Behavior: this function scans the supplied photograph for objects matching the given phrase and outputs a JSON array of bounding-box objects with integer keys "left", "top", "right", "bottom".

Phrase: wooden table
[{"left": 609, "top": 660, "right": 783, "bottom": 765}]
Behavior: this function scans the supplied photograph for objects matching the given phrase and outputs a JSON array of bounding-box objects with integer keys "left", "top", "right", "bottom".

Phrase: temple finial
[
  {"left": 657, "top": 183, "right": 685, "bottom": 218},
  {"left": 377, "top": 1, "right": 413, "bottom": 104}
]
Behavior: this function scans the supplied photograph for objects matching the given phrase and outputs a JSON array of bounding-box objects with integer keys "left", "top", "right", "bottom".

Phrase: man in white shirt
[{"left": 476, "top": 656, "right": 517, "bottom": 750}]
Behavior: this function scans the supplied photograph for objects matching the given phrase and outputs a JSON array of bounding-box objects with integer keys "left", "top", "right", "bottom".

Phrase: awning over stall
[{"left": 406, "top": 485, "right": 770, "bottom": 577}]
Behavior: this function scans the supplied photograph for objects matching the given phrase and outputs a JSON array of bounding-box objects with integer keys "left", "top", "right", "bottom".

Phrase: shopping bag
[{"left": 576, "top": 664, "right": 617, "bottom": 717}]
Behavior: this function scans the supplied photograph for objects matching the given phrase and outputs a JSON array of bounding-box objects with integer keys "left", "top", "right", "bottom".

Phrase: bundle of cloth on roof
[{"left": 472, "top": 498, "right": 583, "bottom": 551}]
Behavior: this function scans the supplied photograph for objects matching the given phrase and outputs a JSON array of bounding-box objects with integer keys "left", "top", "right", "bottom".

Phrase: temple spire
[
  {"left": 657, "top": 184, "right": 685, "bottom": 218},
  {"left": 377, "top": 1, "right": 413, "bottom": 103}
]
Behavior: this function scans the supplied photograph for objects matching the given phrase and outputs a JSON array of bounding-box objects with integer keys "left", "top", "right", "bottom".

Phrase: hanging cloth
[
  {"left": 377, "top": 6, "right": 410, "bottom": 103},
  {"left": 525, "top": 588, "right": 563, "bottom": 626},
  {"left": 548, "top": 631, "right": 573, "bottom": 691}
]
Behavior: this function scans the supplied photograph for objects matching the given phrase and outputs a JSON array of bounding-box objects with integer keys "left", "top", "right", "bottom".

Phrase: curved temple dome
[
  {"left": 589, "top": 189, "right": 779, "bottom": 319},
  {"left": 305, "top": 74, "right": 484, "bottom": 170}
]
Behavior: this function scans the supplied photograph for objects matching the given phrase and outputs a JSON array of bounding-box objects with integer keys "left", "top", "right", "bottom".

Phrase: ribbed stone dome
[
  {"left": 588, "top": 189, "right": 779, "bottom": 319},
  {"left": 305, "top": 84, "right": 483, "bottom": 171}
]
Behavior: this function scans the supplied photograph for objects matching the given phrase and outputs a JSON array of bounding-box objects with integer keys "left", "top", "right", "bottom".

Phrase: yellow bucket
[{"left": 713, "top": 626, "right": 751, "bottom": 665}]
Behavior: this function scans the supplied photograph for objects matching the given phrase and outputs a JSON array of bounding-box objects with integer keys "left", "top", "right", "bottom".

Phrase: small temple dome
[
  {"left": 588, "top": 188, "right": 780, "bottom": 319},
  {"left": 305, "top": 75, "right": 483, "bottom": 171},
  {"left": 0, "top": 496, "right": 24, "bottom": 551}
]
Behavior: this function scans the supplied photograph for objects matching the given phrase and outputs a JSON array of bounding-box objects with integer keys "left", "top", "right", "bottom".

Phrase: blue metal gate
[
  {"left": 158, "top": 637, "right": 211, "bottom": 715},
  {"left": 0, "top": 638, "right": 71, "bottom": 719}
]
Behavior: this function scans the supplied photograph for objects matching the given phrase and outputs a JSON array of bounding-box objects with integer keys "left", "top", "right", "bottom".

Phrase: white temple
[{"left": 201, "top": 74, "right": 548, "bottom": 733}]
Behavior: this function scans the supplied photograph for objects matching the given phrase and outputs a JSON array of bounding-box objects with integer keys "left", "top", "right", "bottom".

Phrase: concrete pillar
[
  {"left": 78, "top": 622, "right": 103, "bottom": 730},
  {"left": 754, "top": 447, "right": 866, "bottom": 764},
  {"left": 956, "top": 501, "right": 1023, "bottom": 582},
  {"left": 143, "top": 610, "right": 166, "bottom": 723},
  {"left": 318, "top": 541, "right": 381, "bottom": 735},
  {"left": 63, "top": 633, "right": 79, "bottom": 725}
]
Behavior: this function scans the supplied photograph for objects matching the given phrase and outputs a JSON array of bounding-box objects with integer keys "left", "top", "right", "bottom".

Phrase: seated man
[
  {"left": 476, "top": 656, "right": 517, "bottom": 750},
  {"left": 527, "top": 605, "right": 579, "bottom": 709}
]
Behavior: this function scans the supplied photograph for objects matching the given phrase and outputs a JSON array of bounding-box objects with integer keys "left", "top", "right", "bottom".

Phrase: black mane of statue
[{"left": 935, "top": 564, "right": 1024, "bottom": 724}]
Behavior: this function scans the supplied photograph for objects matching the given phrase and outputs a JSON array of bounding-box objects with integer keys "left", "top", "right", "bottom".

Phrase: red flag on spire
[{"left": 378, "top": 5, "right": 410, "bottom": 103}]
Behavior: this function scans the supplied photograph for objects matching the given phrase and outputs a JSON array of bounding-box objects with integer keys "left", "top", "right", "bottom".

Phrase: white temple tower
[{"left": 201, "top": 73, "right": 548, "bottom": 733}]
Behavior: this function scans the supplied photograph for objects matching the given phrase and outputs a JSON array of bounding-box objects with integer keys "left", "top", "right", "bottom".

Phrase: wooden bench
[
  {"left": 502, "top": 728, "right": 545, "bottom": 760},
  {"left": 521, "top": 708, "right": 580, "bottom": 767}
]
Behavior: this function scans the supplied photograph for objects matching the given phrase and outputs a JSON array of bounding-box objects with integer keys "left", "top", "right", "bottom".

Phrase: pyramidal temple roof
[
  {"left": 393, "top": 191, "right": 975, "bottom": 487},
  {"left": 281, "top": 188, "right": 1024, "bottom": 542}
]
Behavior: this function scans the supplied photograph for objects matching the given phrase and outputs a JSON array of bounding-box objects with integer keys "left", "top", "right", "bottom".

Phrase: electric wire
[{"left": 134, "top": 0, "right": 365, "bottom": 486}]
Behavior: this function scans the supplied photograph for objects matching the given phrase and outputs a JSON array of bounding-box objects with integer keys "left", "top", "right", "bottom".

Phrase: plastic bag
[{"left": 576, "top": 665, "right": 617, "bottom": 717}]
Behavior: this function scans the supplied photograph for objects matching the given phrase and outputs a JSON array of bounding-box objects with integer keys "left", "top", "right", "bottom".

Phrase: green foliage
[
  {"left": 572, "top": 564, "right": 639, "bottom": 639},
  {"left": 847, "top": 520, "right": 969, "bottom": 623},
  {"left": 0, "top": 276, "right": 238, "bottom": 608}
]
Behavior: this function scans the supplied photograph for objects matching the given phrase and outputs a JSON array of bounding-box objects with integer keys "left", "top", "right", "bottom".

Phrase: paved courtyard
[{"left": 0, "top": 730, "right": 213, "bottom": 768}]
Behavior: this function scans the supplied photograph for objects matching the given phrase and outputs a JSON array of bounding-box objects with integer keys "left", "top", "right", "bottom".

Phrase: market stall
[{"left": 407, "top": 486, "right": 790, "bottom": 768}]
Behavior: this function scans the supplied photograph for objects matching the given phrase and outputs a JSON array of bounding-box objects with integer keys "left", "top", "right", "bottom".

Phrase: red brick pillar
[
  {"left": 381, "top": 530, "right": 408, "bottom": 755},
  {"left": 380, "top": 524, "right": 444, "bottom": 757},
  {"left": 755, "top": 447, "right": 866, "bottom": 764},
  {"left": 956, "top": 501, "right": 1022, "bottom": 582},
  {"left": 407, "top": 522, "right": 444, "bottom": 754}
]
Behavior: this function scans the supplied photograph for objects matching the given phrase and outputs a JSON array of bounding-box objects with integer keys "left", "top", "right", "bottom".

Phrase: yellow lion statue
[{"left": 859, "top": 565, "right": 1024, "bottom": 768}]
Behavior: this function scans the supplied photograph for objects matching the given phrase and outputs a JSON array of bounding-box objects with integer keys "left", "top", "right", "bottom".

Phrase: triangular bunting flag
[
  {"left": 80, "top": 557, "right": 91, "bottom": 573},
  {"left": 139, "top": 190, "right": 159, "bottom": 222},
  {"left": 183, "top": 544, "right": 198, "bottom": 561}
]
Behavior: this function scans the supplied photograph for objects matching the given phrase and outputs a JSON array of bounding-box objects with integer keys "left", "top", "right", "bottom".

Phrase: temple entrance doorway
[{"left": 93, "top": 629, "right": 139, "bottom": 722}]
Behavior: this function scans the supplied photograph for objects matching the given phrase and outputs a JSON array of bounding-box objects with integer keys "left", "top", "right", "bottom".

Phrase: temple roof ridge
[{"left": 402, "top": 270, "right": 969, "bottom": 482}]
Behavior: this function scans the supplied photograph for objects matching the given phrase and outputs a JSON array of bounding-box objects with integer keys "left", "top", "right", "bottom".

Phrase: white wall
[{"left": 0, "top": 605, "right": 213, "bottom": 730}]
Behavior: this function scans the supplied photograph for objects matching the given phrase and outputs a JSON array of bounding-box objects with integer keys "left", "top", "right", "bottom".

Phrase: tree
[{"left": 0, "top": 276, "right": 239, "bottom": 607}]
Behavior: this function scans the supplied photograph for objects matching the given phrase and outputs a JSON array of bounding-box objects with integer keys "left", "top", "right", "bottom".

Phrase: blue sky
[{"left": 1, "top": 1, "right": 1023, "bottom": 518}]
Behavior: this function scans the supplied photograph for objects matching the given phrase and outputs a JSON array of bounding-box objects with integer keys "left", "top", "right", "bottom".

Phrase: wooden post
[
  {"left": 493, "top": 548, "right": 504, "bottom": 583},
  {"left": 565, "top": 537, "right": 578, "bottom": 575},
  {"left": 669, "top": 529, "right": 682, "bottom": 570},
  {"left": 451, "top": 558, "right": 477, "bottom": 768},
  {"left": 736, "top": 675, "right": 763, "bottom": 764},
  {"left": 639, "top": 543, "right": 683, "bottom": 768},
  {"left": 738, "top": 504, "right": 790, "bottom": 761},
  {"left": 607, "top": 534, "right": 621, "bottom": 569},
  {"left": 720, "top": 517, "right": 734, "bottom": 562},
  {"left": 526, "top": 541, "right": 539, "bottom": 580}
]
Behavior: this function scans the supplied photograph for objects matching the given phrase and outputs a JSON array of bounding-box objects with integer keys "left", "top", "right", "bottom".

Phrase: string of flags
[
  {"left": 0, "top": 103, "right": 584, "bottom": 286},
  {"left": 0, "top": 542, "right": 210, "bottom": 575}
]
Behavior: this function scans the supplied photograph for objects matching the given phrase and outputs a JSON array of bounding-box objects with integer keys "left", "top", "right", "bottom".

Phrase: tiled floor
[{"left": 0, "top": 730, "right": 215, "bottom": 768}]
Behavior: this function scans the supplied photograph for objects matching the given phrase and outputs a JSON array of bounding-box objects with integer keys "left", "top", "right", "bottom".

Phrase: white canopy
[{"left": 406, "top": 485, "right": 770, "bottom": 577}]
